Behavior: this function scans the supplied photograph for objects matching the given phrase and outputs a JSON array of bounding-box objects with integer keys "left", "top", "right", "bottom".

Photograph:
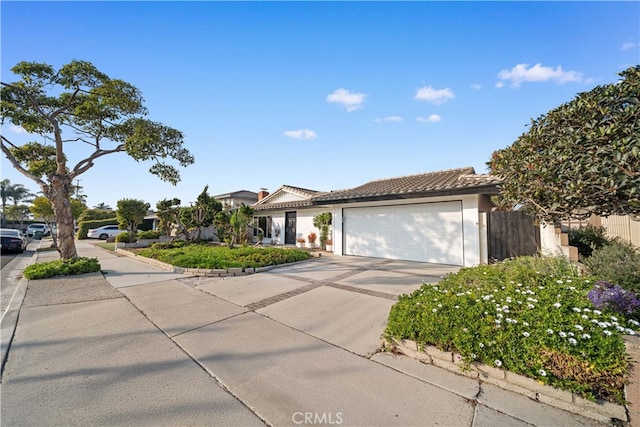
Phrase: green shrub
[
  {"left": 77, "top": 218, "right": 118, "bottom": 239},
  {"left": 135, "top": 244, "right": 310, "bottom": 269},
  {"left": 23, "top": 257, "right": 101, "bottom": 280},
  {"left": 137, "top": 230, "right": 162, "bottom": 240},
  {"left": 568, "top": 225, "right": 610, "bottom": 259},
  {"left": 385, "top": 256, "right": 639, "bottom": 404},
  {"left": 584, "top": 240, "right": 640, "bottom": 294},
  {"left": 115, "top": 232, "right": 132, "bottom": 243}
]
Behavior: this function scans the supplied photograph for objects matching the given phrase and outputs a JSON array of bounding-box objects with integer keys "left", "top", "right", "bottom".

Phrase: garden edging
[{"left": 383, "top": 337, "right": 635, "bottom": 425}]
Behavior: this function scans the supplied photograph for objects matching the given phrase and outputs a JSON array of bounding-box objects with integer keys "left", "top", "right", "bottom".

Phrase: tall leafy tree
[
  {"left": 116, "top": 199, "right": 150, "bottom": 241},
  {"left": 31, "top": 196, "right": 87, "bottom": 248},
  {"left": 156, "top": 197, "right": 181, "bottom": 236},
  {"left": 489, "top": 66, "right": 640, "bottom": 222},
  {"left": 179, "top": 186, "right": 222, "bottom": 241},
  {"left": 1, "top": 60, "right": 194, "bottom": 259}
]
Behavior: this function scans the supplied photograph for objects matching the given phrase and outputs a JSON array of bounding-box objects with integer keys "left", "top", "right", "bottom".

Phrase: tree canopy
[
  {"left": 489, "top": 66, "right": 640, "bottom": 221},
  {"left": 1, "top": 60, "right": 194, "bottom": 258}
]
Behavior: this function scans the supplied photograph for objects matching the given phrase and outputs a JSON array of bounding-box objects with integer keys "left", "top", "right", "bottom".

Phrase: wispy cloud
[
  {"left": 283, "top": 129, "right": 317, "bottom": 140},
  {"left": 622, "top": 42, "right": 637, "bottom": 51},
  {"left": 471, "top": 84, "right": 482, "bottom": 90},
  {"left": 415, "top": 86, "right": 454, "bottom": 105},
  {"left": 8, "top": 124, "right": 28, "bottom": 134},
  {"left": 326, "top": 88, "right": 367, "bottom": 112},
  {"left": 374, "top": 116, "right": 403, "bottom": 123},
  {"left": 497, "top": 63, "right": 583, "bottom": 87},
  {"left": 417, "top": 114, "right": 441, "bottom": 123}
]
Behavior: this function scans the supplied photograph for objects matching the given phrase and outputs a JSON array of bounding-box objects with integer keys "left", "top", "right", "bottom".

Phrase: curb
[{"left": 383, "top": 338, "right": 629, "bottom": 424}]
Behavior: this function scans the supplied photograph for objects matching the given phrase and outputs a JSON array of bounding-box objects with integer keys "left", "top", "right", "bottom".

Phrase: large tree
[
  {"left": 1, "top": 60, "right": 194, "bottom": 258},
  {"left": 489, "top": 66, "right": 640, "bottom": 222}
]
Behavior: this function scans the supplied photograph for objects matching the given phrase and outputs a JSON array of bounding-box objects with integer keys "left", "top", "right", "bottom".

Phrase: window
[{"left": 253, "top": 216, "right": 272, "bottom": 238}]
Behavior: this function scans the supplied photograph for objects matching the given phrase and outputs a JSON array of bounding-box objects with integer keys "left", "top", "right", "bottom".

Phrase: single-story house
[{"left": 253, "top": 167, "right": 502, "bottom": 267}]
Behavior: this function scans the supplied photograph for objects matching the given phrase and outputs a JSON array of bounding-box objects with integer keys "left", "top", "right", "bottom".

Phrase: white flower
[
  {"left": 527, "top": 304, "right": 535, "bottom": 309},
  {"left": 629, "top": 319, "right": 640, "bottom": 327},
  {"left": 546, "top": 329, "right": 554, "bottom": 335},
  {"left": 479, "top": 343, "right": 485, "bottom": 348},
  {"left": 495, "top": 360, "right": 502, "bottom": 367},
  {"left": 626, "top": 329, "right": 636, "bottom": 335},
  {"left": 523, "top": 332, "right": 530, "bottom": 337},
  {"left": 559, "top": 332, "right": 567, "bottom": 338},
  {"left": 581, "top": 334, "right": 591, "bottom": 339},
  {"left": 523, "top": 322, "right": 529, "bottom": 327},
  {"left": 611, "top": 316, "right": 618, "bottom": 322},
  {"left": 438, "top": 304, "right": 442, "bottom": 308},
  {"left": 556, "top": 280, "right": 564, "bottom": 284},
  {"left": 553, "top": 303, "right": 561, "bottom": 308},
  {"left": 432, "top": 308, "right": 438, "bottom": 313},
  {"left": 581, "top": 307, "right": 589, "bottom": 312},
  {"left": 575, "top": 325, "right": 584, "bottom": 331},
  {"left": 568, "top": 338, "right": 577, "bottom": 345},
  {"left": 497, "top": 313, "right": 503, "bottom": 318},
  {"left": 568, "top": 286, "right": 576, "bottom": 291},
  {"left": 572, "top": 307, "right": 581, "bottom": 312},
  {"left": 568, "top": 332, "right": 575, "bottom": 337},
  {"left": 539, "top": 369, "right": 547, "bottom": 377},
  {"left": 593, "top": 310, "right": 602, "bottom": 315},
  {"left": 616, "top": 326, "right": 625, "bottom": 332},
  {"left": 604, "top": 330, "right": 612, "bottom": 336},
  {"left": 581, "top": 315, "right": 588, "bottom": 319},
  {"left": 471, "top": 353, "right": 477, "bottom": 359},
  {"left": 454, "top": 305, "right": 460, "bottom": 309},
  {"left": 598, "top": 322, "right": 608, "bottom": 328},
  {"left": 591, "top": 319, "right": 599, "bottom": 324}
]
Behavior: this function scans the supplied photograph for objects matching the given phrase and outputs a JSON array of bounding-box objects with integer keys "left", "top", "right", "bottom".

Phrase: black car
[{"left": 1, "top": 228, "right": 27, "bottom": 253}]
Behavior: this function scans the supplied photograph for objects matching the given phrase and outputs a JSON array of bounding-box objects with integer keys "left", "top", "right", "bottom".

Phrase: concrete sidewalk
[{"left": 1, "top": 240, "right": 606, "bottom": 426}]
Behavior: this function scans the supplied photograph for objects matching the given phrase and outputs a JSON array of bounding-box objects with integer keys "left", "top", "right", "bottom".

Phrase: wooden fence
[{"left": 487, "top": 211, "right": 541, "bottom": 262}]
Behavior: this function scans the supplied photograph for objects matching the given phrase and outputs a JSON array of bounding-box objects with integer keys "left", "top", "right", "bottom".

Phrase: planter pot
[
  {"left": 296, "top": 242, "right": 304, "bottom": 248},
  {"left": 326, "top": 244, "right": 333, "bottom": 252},
  {"left": 306, "top": 242, "right": 315, "bottom": 249}
]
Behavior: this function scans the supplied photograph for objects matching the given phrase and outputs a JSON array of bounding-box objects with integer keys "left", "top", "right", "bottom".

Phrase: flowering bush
[
  {"left": 385, "top": 256, "right": 639, "bottom": 404},
  {"left": 588, "top": 281, "right": 640, "bottom": 315},
  {"left": 307, "top": 232, "right": 317, "bottom": 243}
]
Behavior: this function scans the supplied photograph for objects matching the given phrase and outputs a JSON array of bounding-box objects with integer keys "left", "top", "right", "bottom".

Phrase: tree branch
[
  {"left": 71, "top": 144, "right": 125, "bottom": 177},
  {"left": 1, "top": 136, "right": 47, "bottom": 188}
]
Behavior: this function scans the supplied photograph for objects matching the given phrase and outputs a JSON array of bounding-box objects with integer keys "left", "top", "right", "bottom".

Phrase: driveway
[{"left": 175, "top": 255, "right": 460, "bottom": 357}]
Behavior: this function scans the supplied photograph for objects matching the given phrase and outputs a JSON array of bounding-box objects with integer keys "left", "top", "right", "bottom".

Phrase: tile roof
[
  {"left": 312, "top": 167, "right": 501, "bottom": 203},
  {"left": 253, "top": 185, "right": 323, "bottom": 211},
  {"left": 253, "top": 168, "right": 502, "bottom": 211}
]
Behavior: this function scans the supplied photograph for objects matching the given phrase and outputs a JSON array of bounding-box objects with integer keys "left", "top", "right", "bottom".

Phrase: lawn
[
  {"left": 384, "top": 256, "right": 640, "bottom": 404},
  {"left": 134, "top": 243, "right": 311, "bottom": 269}
]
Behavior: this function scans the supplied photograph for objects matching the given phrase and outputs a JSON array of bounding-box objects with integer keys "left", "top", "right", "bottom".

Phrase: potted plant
[
  {"left": 296, "top": 237, "right": 305, "bottom": 248},
  {"left": 307, "top": 232, "right": 317, "bottom": 248},
  {"left": 325, "top": 238, "right": 333, "bottom": 252}
]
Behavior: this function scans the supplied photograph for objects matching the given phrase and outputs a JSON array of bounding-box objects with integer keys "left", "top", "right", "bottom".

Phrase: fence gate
[{"left": 487, "top": 211, "right": 540, "bottom": 262}]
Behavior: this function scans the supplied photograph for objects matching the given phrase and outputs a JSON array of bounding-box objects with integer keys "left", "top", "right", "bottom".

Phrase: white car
[
  {"left": 87, "top": 225, "right": 126, "bottom": 240},
  {"left": 26, "top": 223, "right": 51, "bottom": 237}
]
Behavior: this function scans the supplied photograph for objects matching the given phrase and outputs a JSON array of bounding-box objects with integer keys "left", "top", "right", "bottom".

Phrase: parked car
[
  {"left": 1, "top": 228, "right": 28, "bottom": 253},
  {"left": 26, "top": 223, "right": 50, "bottom": 237},
  {"left": 87, "top": 225, "right": 126, "bottom": 240}
]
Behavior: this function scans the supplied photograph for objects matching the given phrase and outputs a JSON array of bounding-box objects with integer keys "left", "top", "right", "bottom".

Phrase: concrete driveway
[{"left": 183, "top": 255, "right": 459, "bottom": 357}]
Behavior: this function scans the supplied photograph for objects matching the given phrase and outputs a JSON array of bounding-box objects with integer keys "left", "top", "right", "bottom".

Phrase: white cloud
[
  {"left": 415, "top": 86, "right": 454, "bottom": 105},
  {"left": 326, "top": 88, "right": 367, "bottom": 112},
  {"left": 497, "top": 63, "right": 583, "bottom": 87},
  {"left": 417, "top": 114, "right": 441, "bottom": 123},
  {"left": 282, "top": 129, "right": 317, "bottom": 140},
  {"left": 9, "top": 124, "right": 27, "bottom": 134},
  {"left": 471, "top": 84, "right": 482, "bottom": 90},
  {"left": 495, "top": 81, "right": 505, "bottom": 88},
  {"left": 374, "top": 116, "right": 403, "bottom": 123},
  {"left": 622, "top": 42, "right": 637, "bottom": 51}
]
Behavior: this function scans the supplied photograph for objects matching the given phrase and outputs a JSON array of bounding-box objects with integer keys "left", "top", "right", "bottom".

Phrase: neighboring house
[
  {"left": 213, "top": 190, "right": 261, "bottom": 211},
  {"left": 253, "top": 167, "right": 501, "bottom": 267}
]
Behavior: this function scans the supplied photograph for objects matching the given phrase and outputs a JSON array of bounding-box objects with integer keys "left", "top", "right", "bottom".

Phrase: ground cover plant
[
  {"left": 23, "top": 257, "right": 101, "bottom": 280},
  {"left": 134, "top": 243, "right": 311, "bottom": 269},
  {"left": 385, "top": 256, "right": 640, "bottom": 404}
]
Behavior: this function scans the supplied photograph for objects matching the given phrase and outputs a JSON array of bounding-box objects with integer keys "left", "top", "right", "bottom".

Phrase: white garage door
[{"left": 343, "top": 201, "right": 464, "bottom": 265}]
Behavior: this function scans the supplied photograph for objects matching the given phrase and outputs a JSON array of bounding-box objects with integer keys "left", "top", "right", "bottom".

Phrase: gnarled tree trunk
[{"left": 44, "top": 175, "right": 77, "bottom": 259}]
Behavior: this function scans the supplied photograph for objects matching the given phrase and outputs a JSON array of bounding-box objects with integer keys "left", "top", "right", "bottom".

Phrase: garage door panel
[{"left": 344, "top": 202, "right": 463, "bottom": 265}]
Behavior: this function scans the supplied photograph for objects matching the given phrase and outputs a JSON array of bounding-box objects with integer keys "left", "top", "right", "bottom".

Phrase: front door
[{"left": 285, "top": 211, "right": 297, "bottom": 245}]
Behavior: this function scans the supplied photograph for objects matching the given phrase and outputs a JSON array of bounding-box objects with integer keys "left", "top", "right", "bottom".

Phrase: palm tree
[
  {"left": 1, "top": 179, "right": 35, "bottom": 226},
  {"left": 93, "top": 202, "right": 112, "bottom": 210}
]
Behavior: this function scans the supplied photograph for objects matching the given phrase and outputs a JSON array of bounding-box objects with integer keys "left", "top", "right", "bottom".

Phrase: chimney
[{"left": 258, "top": 188, "right": 269, "bottom": 201}]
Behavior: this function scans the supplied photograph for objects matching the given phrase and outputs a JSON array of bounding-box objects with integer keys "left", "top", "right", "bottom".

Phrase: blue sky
[{"left": 1, "top": 1, "right": 638, "bottom": 210}]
